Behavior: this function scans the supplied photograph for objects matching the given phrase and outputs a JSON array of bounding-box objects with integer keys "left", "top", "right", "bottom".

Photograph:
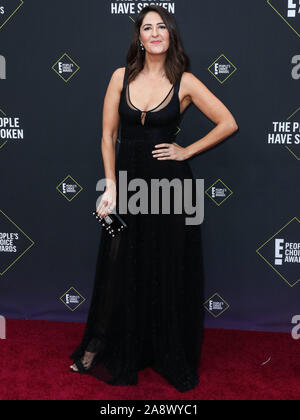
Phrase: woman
[{"left": 69, "top": 5, "right": 238, "bottom": 392}]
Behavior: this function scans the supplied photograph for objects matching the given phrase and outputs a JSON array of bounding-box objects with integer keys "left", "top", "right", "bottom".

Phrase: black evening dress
[{"left": 69, "top": 66, "right": 205, "bottom": 393}]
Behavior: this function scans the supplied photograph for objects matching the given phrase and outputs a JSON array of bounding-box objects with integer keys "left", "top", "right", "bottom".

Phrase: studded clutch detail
[{"left": 92, "top": 211, "right": 128, "bottom": 238}]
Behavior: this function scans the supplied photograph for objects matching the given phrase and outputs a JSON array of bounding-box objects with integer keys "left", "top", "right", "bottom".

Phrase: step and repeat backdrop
[{"left": 0, "top": 0, "right": 299, "bottom": 332}]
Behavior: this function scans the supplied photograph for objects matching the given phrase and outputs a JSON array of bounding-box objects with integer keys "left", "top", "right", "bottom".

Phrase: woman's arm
[
  {"left": 101, "top": 67, "right": 124, "bottom": 190},
  {"left": 180, "top": 72, "right": 238, "bottom": 159},
  {"left": 97, "top": 67, "right": 124, "bottom": 217}
]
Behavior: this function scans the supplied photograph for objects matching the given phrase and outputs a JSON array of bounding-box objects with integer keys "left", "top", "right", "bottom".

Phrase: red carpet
[{"left": 0, "top": 318, "right": 299, "bottom": 400}]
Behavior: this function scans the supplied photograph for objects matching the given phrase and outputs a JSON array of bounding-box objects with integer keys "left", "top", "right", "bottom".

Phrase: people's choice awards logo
[
  {"left": 60, "top": 287, "right": 86, "bottom": 311},
  {"left": 205, "top": 179, "right": 233, "bottom": 206},
  {"left": 208, "top": 54, "right": 237, "bottom": 84},
  {"left": 256, "top": 217, "right": 300, "bottom": 287},
  {"left": 274, "top": 238, "right": 300, "bottom": 266},
  {"left": 0, "top": 210, "right": 34, "bottom": 276},
  {"left": 204, "top": 293, "right": 230, "bottom": 318},
  {"left": 52, "top": 53, "right": 80, "bottom": 83},
  {"left": 0, "top": 0, "right": 23, "bottom": 31},
  {"left": 56, "top": 175, "right": 83, "bottom": 202},
  {"left": 267, "top": 0, "right": 300, "bottom": 38}
]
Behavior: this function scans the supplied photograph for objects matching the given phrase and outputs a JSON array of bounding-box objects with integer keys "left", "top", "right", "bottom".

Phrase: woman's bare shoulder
[
  {"left": 181, "top": 71, "right": 202, "bottom": 87},
  {"left": 113, "top": 66, "right": 126, "bottom": 79},
  {"left": 109, "top": 67, "right": 126, "bottom": 92},
  {"left": 180, "top": 71, "right": 211, "bottom": 98},
  {"left": 179, "top": 72, "right": 199, "bottom": 102}
]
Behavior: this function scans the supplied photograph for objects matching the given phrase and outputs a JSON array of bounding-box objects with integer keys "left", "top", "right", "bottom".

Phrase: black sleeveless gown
[{"left": 69, "top": 67, "right": 205, "bottom": 393}]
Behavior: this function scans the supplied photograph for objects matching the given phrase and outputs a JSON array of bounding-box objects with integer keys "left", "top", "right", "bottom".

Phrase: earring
[{"left": 140, "top": 42, "right": 145, "bottom": 51}]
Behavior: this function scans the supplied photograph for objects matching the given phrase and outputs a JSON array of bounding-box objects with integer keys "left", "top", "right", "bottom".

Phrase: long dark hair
[{"left": 126, "top": 5, "right": 190, "bottom": 85}]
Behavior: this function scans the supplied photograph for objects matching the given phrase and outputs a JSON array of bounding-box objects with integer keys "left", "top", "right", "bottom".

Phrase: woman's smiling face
[{"left": 139, "top": 11, "right": 170, "bottom": 54}]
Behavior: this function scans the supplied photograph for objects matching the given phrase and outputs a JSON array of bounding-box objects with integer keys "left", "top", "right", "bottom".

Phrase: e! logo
[
  {"left": 287, "top": 0, "right": 300, "bottom": 18},
  {"left": 0, "top": 55, "right": 6, "bottom": 79}
]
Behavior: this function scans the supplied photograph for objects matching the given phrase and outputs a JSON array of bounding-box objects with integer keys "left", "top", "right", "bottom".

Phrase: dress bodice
[{"left": 118, "top": 66, "right": 183, "bottom": 142}]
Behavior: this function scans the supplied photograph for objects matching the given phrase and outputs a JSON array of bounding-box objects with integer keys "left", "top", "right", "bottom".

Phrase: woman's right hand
[{"left": 97, "top": 186, "right": 117, "bottom": 218}]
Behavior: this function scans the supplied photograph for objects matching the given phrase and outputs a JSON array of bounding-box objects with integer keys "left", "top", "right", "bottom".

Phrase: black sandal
[{"left": 70, "top": 357, "right": 95, "bottom": 374}]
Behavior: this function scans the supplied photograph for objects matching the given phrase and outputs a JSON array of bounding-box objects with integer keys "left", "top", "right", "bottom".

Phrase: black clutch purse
[{"left": 92, "top": 210, "right": 128, "bottom": 238}]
